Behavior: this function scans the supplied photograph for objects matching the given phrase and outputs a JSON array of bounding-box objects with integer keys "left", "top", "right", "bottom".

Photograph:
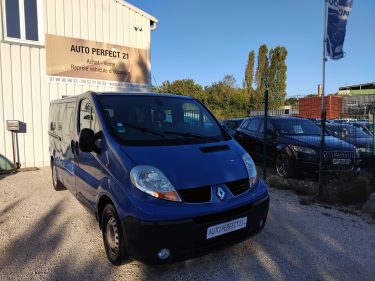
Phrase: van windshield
[{"left": 97, "top": 95, "right": 227, "bottom": 146}]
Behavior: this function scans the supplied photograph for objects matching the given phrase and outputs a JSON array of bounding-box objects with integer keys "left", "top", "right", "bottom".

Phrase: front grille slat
[
  {"left": 323, "top": 150, "right": 355, "bottom": 171},
  {"left": 226, "top": 178, "right": 251, "bottom": 196},
  {"left": 178, "top": 186, "right": 211, "bottom": 203},
  {"left": 178, "top": 178, "right": 252, "bottom": 203},
  {"left": 193, "top": 203, "right": 253, "bottom": 224}
]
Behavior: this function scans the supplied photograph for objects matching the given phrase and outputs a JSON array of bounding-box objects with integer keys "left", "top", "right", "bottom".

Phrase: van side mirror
[{"left": 79, "top": 128, "right": 102, "bottom": 154}]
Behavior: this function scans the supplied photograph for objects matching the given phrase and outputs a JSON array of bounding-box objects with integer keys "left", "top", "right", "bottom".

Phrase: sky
[{"left": 128, "top": 0, "right": 375, "bottom": 96}]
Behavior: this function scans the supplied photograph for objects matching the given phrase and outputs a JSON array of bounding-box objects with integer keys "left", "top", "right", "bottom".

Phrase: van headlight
[
  {"left": 130, "top": 165, "right": 182, "bottom": 202},
  {"left": 242, "top": 153, "right": 258, "bottom": 187}
]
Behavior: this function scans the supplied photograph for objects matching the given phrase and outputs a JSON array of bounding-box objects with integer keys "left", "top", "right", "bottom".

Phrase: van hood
[
  {"left": 283, "top": 135, "right": 355, "bottom": 151},
  {"left": 121, "top": 141, "right": 248, "bottom": 190}
]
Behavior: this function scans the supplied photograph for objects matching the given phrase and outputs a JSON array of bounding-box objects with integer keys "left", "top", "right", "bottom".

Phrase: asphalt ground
[{"left": 1, "top": 168, "right": 374, "bottom": 281}]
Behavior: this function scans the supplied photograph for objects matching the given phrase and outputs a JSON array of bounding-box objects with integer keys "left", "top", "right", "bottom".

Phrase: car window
[
  {"left": 240, "top": 120, "right": 250, "bottom": 129},
  {"left": 273, "top": 119, "right": 321, "bottom": 135},
  {"left": 259, "top": 120, "right": 274, "bottom": 133},
  {"left": 248, "top": 118, "right": 261, "bottom": 132},
  {"left": 329, "top": 125, "right": 371, "bottom": 139}
]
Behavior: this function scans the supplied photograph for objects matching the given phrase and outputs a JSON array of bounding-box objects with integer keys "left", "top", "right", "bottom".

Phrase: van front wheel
[{"left": 102, "top": 204, "right": 127, "bottom": 265}]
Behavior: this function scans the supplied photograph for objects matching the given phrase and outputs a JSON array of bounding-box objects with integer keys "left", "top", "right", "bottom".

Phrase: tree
[
  {"left": 268, "top": 46, "right": 288, "bottom": 109},
  {"left": 222, "top": 75, "right": 237, "bottom": 88},
  {"left": 251, "top": 44, "right": 269, "bottom": 110},
  {"left": 245, "top": 50, "right": 255, "bottom": 96},
  {"left": 155, "top": 79, "right": 206, "bottom": 103},
  {"left": 285, "top": 97, "right": 298, "bottom": 106}
]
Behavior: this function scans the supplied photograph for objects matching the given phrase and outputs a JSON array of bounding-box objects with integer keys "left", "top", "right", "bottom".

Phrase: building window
[{"left": 2, "top": 0, "right": 42, "bottom": 43}]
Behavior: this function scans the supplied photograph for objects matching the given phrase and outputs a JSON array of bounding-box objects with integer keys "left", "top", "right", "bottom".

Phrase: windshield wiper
[
  {"left": 122, "top": 122, "right": 165, "bottom": 137},
  {"left": 164, "top": 131, "right": 220, "bottom": 142}
]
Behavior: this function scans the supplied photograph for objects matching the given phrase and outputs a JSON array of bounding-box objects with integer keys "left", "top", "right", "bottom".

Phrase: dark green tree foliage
[
  {"left": 155, "top": 79, "right": 206, "bottom": 103},
  {"left": 285, "top": 97, "right": 298, "bottom": 106},
  {"left": 268, "top": 46, "right": 288, "bottom": 109},
  {"left": 245, "top": 50, "right": 255, "bottom": 96},
  {"left": 154, "top": 76, "right": 248, "bottom": 119},
  {"left": 204, "top": 75, "right": 248, "bottom": 119},
  {"left": 252, "top": 44, "right": 269, "bottom": 110}
]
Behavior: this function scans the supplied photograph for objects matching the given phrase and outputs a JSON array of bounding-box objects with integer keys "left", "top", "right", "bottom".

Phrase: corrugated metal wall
[{"left": 0, "top": 0, "right": 153, "bottom": 167}]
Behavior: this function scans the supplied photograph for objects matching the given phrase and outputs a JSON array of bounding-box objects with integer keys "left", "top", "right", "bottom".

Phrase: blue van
[{"left": 48, "top": 91, "right": 269, "bottom": 265}]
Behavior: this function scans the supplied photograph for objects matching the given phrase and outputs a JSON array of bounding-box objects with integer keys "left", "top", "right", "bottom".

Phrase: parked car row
[{"left": 221, "top": 116, "right": 374, "bottom": 178}]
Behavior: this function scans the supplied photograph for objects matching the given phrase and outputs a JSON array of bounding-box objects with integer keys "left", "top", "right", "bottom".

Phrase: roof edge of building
[{"left": 119, "top": 1, "right": 158, "bottom": 23}]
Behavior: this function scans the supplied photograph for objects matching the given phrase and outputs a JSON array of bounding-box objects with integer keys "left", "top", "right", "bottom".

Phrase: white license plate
[
  {"left": 206, "top": 217, "right": 247, "bottom": 239},
  {"left": 333, "top": 159, "right": 351, "bottom": 165}
]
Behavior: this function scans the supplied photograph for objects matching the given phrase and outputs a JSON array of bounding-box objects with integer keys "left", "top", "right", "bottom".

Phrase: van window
[
  {"left": 79, "top": 99, "right": 100, "bottom": 133},
  {"left": 62, "top": 103, "right": 75, "bottom": 143},
  {"left": 49, "top": 103, "right": 59, "bottom": 133},
  {"left": 98, "top": 95, "right": 227, "bottom": 146},
  {"left": 57, "top": 103, "right": 66, "bottom": 137}
]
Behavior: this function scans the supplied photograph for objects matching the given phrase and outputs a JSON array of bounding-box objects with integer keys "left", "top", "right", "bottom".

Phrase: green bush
[{"left": 323, "top": 172, "right": 374, "bottom": 205}]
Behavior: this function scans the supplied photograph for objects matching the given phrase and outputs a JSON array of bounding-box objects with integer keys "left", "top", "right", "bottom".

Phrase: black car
[
  {"left": 327, "top": 124, "right": 374, "bottom": 168},
  {"left": 220, "top": 118, "right": 244, "bottom": 136},
  {"left": 234, "top": 116, "right": 359, "bottom": 178}
]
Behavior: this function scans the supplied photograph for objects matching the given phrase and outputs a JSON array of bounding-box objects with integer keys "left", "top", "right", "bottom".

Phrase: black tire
[
  {"left": 51, "top": 161, "right": 65, "bottom": 191},
  {"left": 275, "top": 153, "right": 293, "bottom": 178},
  {"left": 101, "top": 204, "right": 127, "bottom": 265}
]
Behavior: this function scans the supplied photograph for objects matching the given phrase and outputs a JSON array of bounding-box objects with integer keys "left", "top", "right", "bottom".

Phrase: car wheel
[
  {"left": 51, "top": 161, "right": 65, "bottom": 191},
  {"left": 275, "top": 153, "right": 293, "bottom": 178},
  {"left": 102, "top": 204, "right": 127, "bottom": 265}
]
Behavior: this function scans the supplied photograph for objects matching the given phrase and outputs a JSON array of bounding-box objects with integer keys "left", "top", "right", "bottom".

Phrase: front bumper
[
  {"left": 291, "top": 156, "right": 360, "bottom": 175},
  {"left": 121, "top": 195, "right": 269, "bottom": 265}
]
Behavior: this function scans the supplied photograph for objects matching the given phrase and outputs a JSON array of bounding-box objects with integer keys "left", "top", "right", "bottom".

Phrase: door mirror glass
[{"left": 79, "top": 128, "right": 102, "bottom": 154}]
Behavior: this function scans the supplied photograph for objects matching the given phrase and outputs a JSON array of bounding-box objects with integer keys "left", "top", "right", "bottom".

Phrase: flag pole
[{"left": 318, "top": 0, "right": 329, "bottom": 198}]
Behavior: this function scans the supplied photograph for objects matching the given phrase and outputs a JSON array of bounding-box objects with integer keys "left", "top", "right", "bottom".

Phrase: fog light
[{"left": 157, "top": 248, "right": 170, "bottom": 260}]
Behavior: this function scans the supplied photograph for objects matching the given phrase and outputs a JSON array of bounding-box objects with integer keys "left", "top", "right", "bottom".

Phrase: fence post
[
  {"left": 263, "top": 87, "right": 269, "bottom": 180},
  {"left": 373, "top": 115, "right": 375, "bottom": 185}
]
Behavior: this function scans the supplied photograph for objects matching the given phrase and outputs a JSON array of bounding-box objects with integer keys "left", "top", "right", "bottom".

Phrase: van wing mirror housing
[{"left": 79, "top": 128, "right": 102, "bottom": 154}]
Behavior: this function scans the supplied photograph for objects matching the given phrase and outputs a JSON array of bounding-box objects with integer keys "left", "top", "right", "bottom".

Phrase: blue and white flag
[{"left": 326, "top": 0, "right": 354, "bottom": 60}]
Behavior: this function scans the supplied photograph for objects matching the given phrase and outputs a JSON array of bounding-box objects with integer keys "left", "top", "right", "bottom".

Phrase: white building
[{"left": 0, "top": 0, "right": 157, "bottom": 168}]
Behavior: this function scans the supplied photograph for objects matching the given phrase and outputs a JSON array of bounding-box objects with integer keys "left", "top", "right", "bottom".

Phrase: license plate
[
  {"left": 206, "top": 217, "right": 247, "bottom": 239},
  {"left": 333, "top": 159, "right": 351, "bottom": 165}
]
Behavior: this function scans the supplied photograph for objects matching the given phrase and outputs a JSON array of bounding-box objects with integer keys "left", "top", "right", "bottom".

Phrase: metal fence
[{"left": 244, "top": 93, "right": 375, "bottom": 196}]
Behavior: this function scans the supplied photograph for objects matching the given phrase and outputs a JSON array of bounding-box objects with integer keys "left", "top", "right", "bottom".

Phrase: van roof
[
  {"left": 50, "top": 91, "right": 194, "bottom": 104},
  {"left": 93, "top": 92, "right": 193, "bottom": 100}
]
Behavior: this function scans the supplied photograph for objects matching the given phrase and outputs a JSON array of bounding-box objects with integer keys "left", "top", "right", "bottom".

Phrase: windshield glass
[
  {"left": 273, "top": 118, "right": 322, "bottom": 136},
  {"left": 363, "top": 123, "right": 374, "bottom": 134},
  {"left": 97, "top": 95, "right": 226, "bottom": 146},
  {"left": 328, "top": 125, "right": 371, "bottom": 139}
]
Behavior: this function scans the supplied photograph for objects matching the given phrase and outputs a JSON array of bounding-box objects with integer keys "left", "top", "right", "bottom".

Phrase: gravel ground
[{"left": 1, "top": 167, "right": 375, "bottom": 281}]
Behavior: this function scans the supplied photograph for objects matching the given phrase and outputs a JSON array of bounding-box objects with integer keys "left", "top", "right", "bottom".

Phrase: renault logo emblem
[{"left": 217, "top": 187, "right": 226, "bottom": 201}]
